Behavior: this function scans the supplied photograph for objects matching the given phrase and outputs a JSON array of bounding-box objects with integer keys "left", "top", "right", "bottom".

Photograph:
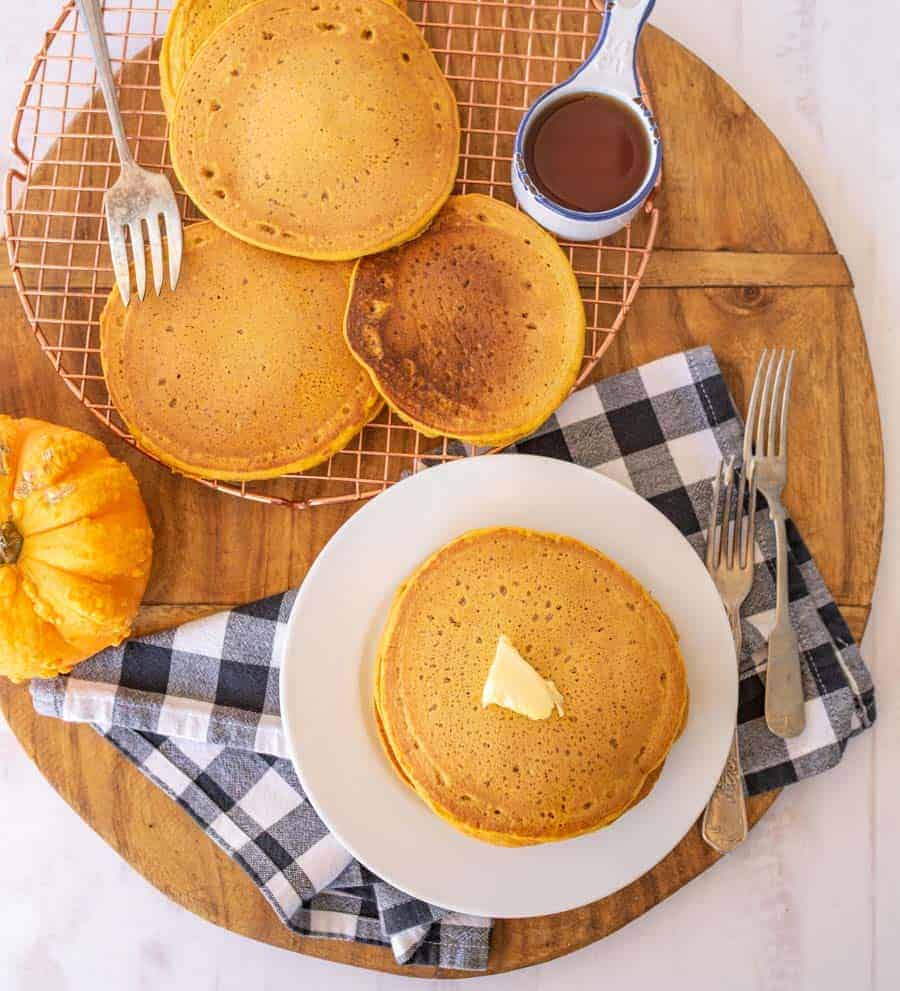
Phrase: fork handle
[
  {"left": 701, "top": 607, "right": 748, "bottom": 852},
  {"left": 76, "top": 0, "right": 135, "bottom": 166},
  {"left": 702, "top": 728, "right": 747, "bottom": 852},
  {"left": 765, "top": 508, "right": 806, "bottom": 738}
]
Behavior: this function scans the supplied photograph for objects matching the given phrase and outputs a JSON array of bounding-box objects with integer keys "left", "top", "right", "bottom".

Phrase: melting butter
[{"left": 481, "top": 634, "right": 564, "bottom": 720}]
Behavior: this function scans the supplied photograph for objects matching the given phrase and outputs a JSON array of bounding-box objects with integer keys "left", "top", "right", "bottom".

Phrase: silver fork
[
  {"left": 701, "top": 455, "right": 756, "bottom": 853},
  {"left": 743, "top": 349, "right": 805, "bottom": 738},
  {"left": 76, "top": 0, "right": 182, "bottom": 306}
]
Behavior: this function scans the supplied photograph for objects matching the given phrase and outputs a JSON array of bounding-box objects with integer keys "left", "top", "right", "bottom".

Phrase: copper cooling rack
[{"left": 4, "top": 0, "right": 659, "bottom": 509}]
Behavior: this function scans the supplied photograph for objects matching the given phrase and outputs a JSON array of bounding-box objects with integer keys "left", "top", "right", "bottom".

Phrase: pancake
[
  {"left": 169, "top": 0, "right": 459, "bottom": 260},
  {"left": 374, "top": 676, "right": 677, "bottom": 821},
  {"left": 159, "top": 0, "right": 408, "bottom": 117},
  {"left": 374, "top": 527, "right": 688, "bottom": 846},
  {"left": 99, "top": 221, "right": 382, "bottom": 480},
  {"left": 345, "top": 195, "right": 586, "bottom": 446},
  {"left": 375, "top": 692, "right": 671, "bottom": 821}
]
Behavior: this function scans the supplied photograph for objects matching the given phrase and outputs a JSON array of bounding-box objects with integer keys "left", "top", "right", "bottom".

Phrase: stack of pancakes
[
  {"left": 101, "top": 0, "right": 586, "bottom": 480},
  {"left": 375, "top": 527, "right": 689, "bottom": 845}
]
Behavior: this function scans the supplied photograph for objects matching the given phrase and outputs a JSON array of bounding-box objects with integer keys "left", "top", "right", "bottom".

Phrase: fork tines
[
  {"left": 105, "top": 171, "right": 184, "bottom": 308},
  {"left": 742, "top": 348, "right": 796, "bottom": 464},
  {"left": 707, "top": 455, "right": 758, "bottom": 573}
]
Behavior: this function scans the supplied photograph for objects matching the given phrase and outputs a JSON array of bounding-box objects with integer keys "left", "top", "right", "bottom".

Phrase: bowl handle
[{"left": 578, "top": 0, "right": 655, "bottom": 100}]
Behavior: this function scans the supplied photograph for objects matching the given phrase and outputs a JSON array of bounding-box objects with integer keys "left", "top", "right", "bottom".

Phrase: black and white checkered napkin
[{"left": 31, "top": 345, "right": 875, "bottom": 970}]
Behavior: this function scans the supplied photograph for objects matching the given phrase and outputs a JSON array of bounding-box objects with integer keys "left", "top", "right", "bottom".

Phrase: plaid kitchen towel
[{"left": 31, "top": 345, "right": 875, "bottom": 968}]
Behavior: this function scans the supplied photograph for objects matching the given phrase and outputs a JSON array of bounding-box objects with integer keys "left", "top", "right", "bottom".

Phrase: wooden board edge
[
  {"left": 486, "top": 792, "right": 780, "bottom": 975},
  {"left": 0, "top": 680, "right": 447, "bottom": 979},
  {"left": 0, "top": 12, "right": 881, "bottom": 978},
  {"left": 0, "top": 676, "right": 780, "bottom": 979}
]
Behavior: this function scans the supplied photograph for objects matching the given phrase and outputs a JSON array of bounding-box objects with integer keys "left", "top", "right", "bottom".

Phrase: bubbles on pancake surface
[
  {"left": 345, "top": 195, "right": 586, "bottom": 446},
  {"left": 376, "top": 527, "right": 688, "bottom": 844},
  {"left": 168, "top": 0, "right": 459, "bottom": 260},
  {"left": 99, "top": 222, "right": 381, "bottom": 480}
]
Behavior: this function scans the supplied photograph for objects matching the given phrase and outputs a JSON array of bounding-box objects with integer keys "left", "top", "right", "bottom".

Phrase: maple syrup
[{"left": 523, "top": 93, "right": 651, "bottom": 213}]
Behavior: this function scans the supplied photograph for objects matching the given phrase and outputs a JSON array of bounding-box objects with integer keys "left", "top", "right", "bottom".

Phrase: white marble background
[{"left": 2, "top": 1, "right": 898, "bottom": 988}]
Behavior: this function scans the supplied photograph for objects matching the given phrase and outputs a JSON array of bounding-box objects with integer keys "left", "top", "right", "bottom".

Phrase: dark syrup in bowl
[{"left": 523, "top": 93, "right": 652, "bottom": 214}]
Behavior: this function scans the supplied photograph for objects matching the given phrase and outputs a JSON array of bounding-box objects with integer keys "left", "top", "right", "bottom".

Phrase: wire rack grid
[{"left": 4, "top": 0, "right": 658, "bottom": 509}]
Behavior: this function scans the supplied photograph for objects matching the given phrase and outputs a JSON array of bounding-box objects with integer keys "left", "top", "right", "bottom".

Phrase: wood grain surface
[{"left": 0, "top": 20, "right": 884, "bottom": 980}]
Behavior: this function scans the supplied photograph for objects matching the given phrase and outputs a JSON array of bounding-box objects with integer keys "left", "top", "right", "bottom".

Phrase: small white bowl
[{"left": 512, "top": 0, "right": 662, "bottom": 242}]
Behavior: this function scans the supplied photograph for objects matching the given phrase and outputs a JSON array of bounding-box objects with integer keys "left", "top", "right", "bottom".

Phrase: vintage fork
[
  {"left": 76, "top": 0, "right": 183, "bottom": 306},
  {"left": 701, "top": 455, "right": 756, "bottom": 853},
  {"left": 743, "top": 349, "right": 805, "bottom": 738}
]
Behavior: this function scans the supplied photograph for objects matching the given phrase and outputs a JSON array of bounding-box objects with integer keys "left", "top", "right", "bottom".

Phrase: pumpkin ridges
[
  {"left": 0, "top": 571, "right": 83, "bottom": 683},
  {"left": 16, "top": 457, "right": 148, "bottom": 538},
  {"left": 0, "top": 415, "right": 22, "bottom": 522},
  {"left": 1, "top": 417, "right": 153, "bottom": 682},
  {"left": 21, "top": 511, "right": 153, "bottom": 582},
  {"left": 19, "top": 557, "right": 141, "bottom": 650},
  {"left": 0, "top": 564, "right": 16, "bottom": 598},
  {"left": 16, "top": 419, "right": 109, "bottom": 490},
  {"left": 9, "top": 419, "right": 111, "bottom": 534}
]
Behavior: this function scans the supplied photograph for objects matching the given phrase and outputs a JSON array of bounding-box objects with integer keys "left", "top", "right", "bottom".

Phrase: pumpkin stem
[{"left": 0, "top": 520, "right": 23, "bottom": 565}]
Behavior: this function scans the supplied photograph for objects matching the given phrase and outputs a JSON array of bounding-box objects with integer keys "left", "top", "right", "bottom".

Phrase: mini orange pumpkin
[{"left": 0, "top": 416, "right": 153, "bottom": 683}]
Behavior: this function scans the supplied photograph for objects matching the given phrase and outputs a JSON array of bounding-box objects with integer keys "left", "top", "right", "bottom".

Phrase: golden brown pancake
[
  {"left": 376, "top": 684, "right": 686, "bottom": 820},
  {"left": 169, "top": 0, "right": 459, "bottom": 260},
  {"left": 375, "top": 692, "right": 670, "bottom": 815},
  {"left": 100, "top": 221, "right": 381, "bottom": 480},
  {"left": 345, "top": 195, "right": 586, "bottom": 446},
  {"left": 375, "top": 527, "right": 688, "bottom": 845},
  {"left": 159, "top": 0, "right": 408, "bottom": 117},
  {"left": 160, "top": 0, "right": 246, "bottom": 118}
]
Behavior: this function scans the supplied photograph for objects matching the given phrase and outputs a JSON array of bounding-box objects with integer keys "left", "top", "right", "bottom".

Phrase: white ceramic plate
[{"left": 280, "top": 455, "right": 735, "bottom": 918}]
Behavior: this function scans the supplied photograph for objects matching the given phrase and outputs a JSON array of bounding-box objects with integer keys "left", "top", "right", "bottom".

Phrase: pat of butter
[{"left": 481, "top": 635, "right": 564, "bottom": 720}]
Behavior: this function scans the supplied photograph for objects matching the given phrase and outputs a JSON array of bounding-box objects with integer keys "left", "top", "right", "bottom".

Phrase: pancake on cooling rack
[
  {"left": 168, "top": 0, "right": 459, "bottom": 260},
  {"left": 344, "top": 194, "right": 586, "bottom": 447},
  {"left": 159, "top": 0, "right": 408, "bottom": 117},
  {"left": 99, "top": 221, "right": 382, "bottom": 481},
  {"left": 374, "top": 527, "right": 688, "bottom": 846}
]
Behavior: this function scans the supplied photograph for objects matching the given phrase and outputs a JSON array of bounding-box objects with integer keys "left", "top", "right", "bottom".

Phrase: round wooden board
[{"left": 0, "top": 21, "right": 884, "bottom": 980}]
